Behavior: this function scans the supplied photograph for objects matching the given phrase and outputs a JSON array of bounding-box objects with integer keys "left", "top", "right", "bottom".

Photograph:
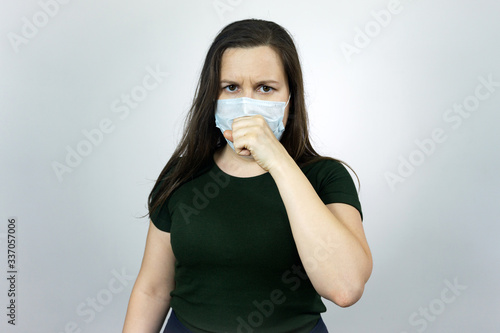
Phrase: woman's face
[{"left": 218, "top": 45, "right": 291, "bottom": 126}]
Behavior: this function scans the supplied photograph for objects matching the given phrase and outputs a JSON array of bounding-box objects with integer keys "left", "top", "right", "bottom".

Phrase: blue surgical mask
[{"left": 214, "top": 95, "right": 291, "bottom": 151}]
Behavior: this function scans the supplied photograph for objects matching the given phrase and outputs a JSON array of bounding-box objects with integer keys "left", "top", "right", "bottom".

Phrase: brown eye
[
  {"left": 224, "top": 85, "right": 238, "bottom": 92},
  {"left": 260, "top": 85, "right": 273, "bottom": 93}
]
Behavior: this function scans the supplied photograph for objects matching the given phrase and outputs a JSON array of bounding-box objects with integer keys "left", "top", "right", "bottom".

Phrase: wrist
[{"left": 268, "top": 149, "right": 296, "bottom": 178}]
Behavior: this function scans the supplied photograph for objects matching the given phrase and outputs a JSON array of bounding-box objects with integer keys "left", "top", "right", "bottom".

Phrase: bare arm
[
  {"left": 123, "top": 221, "right": 176, "bottom": 333},
  {"left": 270, "top": 158, "right": 372, "bottom": 307}
]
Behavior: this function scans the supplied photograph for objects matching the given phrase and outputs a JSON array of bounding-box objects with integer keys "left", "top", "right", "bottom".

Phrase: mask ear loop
[
  {"left": 285, "top": 94, "right": 291, "bottom": 108},
  {"left": 281, "top": 94, "right": 292, "bottom": 130}
]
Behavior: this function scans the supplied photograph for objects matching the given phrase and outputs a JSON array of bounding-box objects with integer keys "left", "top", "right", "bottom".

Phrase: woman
[{"left": 123, "top": 19, "right": 372, "bottom": 333}]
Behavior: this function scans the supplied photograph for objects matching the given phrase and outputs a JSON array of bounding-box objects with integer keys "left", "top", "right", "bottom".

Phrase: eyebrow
[{"left": 220, "top": 79, "right": 281, "bottom": 86}]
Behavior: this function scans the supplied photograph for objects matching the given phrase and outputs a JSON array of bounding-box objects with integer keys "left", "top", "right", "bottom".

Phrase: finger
[
  {"left": 223, "top": 130, "right": 233, "bottom": 142},
  {"left": 237, "top": 148, "right": 251, "bottom": 156}
]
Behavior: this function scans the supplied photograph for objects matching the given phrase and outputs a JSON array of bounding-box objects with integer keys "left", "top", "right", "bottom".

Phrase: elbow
[
  {"left": 323, "top": 252, "right": 373, "bottom": 307},
  {"left": 323, "top": 283, "right": 366, "bottom": 308}
]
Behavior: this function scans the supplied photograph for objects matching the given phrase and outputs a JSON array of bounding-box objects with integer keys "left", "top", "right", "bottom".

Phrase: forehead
[{"left": 220, "top": 46, "right": 286, "bottom": 81}]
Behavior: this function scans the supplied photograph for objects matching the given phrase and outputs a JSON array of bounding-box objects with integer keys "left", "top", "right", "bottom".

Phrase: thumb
[{"left": 223, "top": 130, "right": 233, "bottom": 142}]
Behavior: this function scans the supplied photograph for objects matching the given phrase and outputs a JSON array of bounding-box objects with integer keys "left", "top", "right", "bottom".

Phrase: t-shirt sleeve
[
  {"left": 149, "top": 179, "right": 172, "bottom": 233},
  {"left": 149, "top": 159, "right": 184, "bottom": 233},
  {"left": 308, "top": 159, "right": 363, "bottom": 221}
]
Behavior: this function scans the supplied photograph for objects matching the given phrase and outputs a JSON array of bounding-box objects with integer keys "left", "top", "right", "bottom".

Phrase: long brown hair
[{"left": 146, "top": 19, "right": 359, "bottom": 219}]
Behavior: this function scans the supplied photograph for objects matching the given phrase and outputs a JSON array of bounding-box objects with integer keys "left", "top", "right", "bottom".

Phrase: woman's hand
[{"left": 223, "top": 115, "right": 290, "bottom": 172}]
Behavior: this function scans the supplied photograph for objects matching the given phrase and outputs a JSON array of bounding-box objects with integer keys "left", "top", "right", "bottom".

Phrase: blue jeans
[{"left": 163, "top": 310, "right": 329, "bottom": 333}]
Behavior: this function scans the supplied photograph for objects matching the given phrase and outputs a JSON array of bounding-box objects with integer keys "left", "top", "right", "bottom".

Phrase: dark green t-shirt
[{"left": 150, "top": 157, "right": 362, "bottom": 333}]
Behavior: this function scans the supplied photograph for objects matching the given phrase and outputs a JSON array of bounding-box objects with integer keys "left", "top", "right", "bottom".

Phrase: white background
[{"left": 1, "top": 0, "right": 499, "bottom": 332}]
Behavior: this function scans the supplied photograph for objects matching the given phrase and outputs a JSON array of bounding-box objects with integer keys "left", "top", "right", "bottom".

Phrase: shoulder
[
  {"left": 301, "top": 157, "right": 345, "bottom": 173},
  {"left": 301, "top": 157, "right": 353, "bottom": 186},
  {"left": 301, "top": 156, "right": 363, "bottom": 219}
]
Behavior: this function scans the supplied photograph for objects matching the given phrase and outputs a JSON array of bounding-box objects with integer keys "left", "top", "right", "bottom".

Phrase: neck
[{"left": 214, "top": 144, "right": 267, "bottom": 177}]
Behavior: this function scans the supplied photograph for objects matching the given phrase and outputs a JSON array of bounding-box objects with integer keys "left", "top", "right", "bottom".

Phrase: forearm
[
  {"left": 123, "top": 286, "right": 171, "bottom": 333},
  {"left": 269, "top": 155, "right": 372, "bottom": 306}
]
